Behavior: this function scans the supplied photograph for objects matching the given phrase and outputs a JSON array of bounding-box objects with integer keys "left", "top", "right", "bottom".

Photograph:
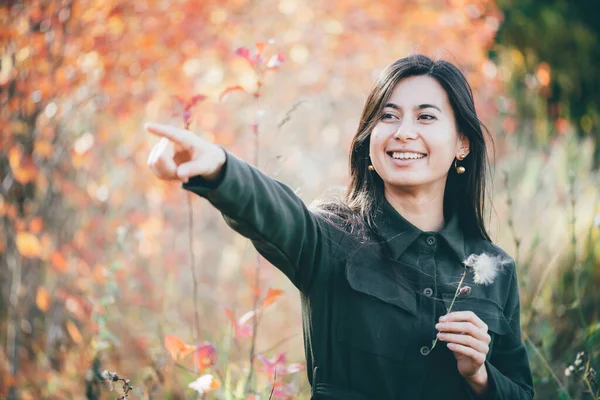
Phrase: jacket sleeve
[
  {"left": 465, "top": 263, "right": 535, "bottom": 399},
  {"left": 181, "top": 149, "right": 345, "bottom": 293}
]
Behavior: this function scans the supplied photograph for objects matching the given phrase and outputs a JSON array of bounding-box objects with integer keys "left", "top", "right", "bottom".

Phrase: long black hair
[{"left": 316, "top": 54, "right": 493, "bottom": 242}]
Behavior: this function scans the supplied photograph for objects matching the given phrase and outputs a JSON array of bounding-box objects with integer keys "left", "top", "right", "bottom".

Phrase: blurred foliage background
[{"left": 0, "top": 0, "right": 598, "bottom": 399}]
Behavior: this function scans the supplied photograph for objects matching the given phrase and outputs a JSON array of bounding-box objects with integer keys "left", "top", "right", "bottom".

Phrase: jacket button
[
  {"left": 423, "top": 287, "right": 434, "bottom": 297},
  {"left": 426, "top": 236, "right": 436, "bottom": 246},
  {"left": 420, "top": 345, "right": 430, "bottom": 356}
]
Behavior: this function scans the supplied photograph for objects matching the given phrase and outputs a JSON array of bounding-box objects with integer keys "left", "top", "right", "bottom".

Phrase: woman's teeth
[{"left": 389, "top": 152, "right": 426, "bottom": 160}]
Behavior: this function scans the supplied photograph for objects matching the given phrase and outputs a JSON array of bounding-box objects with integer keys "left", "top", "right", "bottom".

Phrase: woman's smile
[{"left": 386, "top": 151, "right": 428, "bottom": 166}]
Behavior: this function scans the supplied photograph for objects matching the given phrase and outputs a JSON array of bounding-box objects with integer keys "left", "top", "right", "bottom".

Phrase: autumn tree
[{"left": 1, "top": 0, "right": 504, "bottom": 398}]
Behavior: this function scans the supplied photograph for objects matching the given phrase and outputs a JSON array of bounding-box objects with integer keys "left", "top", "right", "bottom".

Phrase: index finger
[
  {"left": 145, "top": 122, "right": 202, "bottom": 148},
  {"left": 440, "top": 311, "right": 487, "bottom": 330}
]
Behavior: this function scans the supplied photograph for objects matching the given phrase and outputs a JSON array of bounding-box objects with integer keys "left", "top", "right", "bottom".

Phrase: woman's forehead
[{"left": 387, "top": 75, "right": 450, "bottom": 110}]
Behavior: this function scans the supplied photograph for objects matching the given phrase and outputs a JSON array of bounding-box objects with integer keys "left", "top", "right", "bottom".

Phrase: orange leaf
[
  {"left": 66, "top": 320, "right": 83, "bottom": 344},
  {"left": 219, "top": 85, "right": 246, "bottom": 102},
  {"left": 51, "top": 251, "right": 68, "bottom": 273},
  {"left": 164, "top": 335, "right": 195, "bottom": 361},
  {"left": 29, "top": 217, "right": 44, "bottom": 233},
  {"left": 248, "top": 282, "right": 261, "bottom": 297},
  {"left": 262, "top": 288, "right": 283, "bottom": 307},
  {"left": 3, "top": 373, "right": 16, "bottom": 388},
  {"left": 15, "top": 232, "right": 41, "bottom": 258},
  {"left": 8, "top": 146, "right": 21, "bottom": 170},
  {"left": 255, "top": 41, "right": 269, "bottom": 58},
  {"left": 208, "top": 377, "right": 221, "bottom": 391},
  {"left": 34, "top": 139, "right": 54, "bottom": 158},
  {"left": 36, "top": 287, "right": 51, "bottom": 311}
]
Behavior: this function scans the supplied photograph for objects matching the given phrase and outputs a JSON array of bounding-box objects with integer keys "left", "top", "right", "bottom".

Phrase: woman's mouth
[{"left": 386, "top": 151, "right": 427, "bottom": 163}]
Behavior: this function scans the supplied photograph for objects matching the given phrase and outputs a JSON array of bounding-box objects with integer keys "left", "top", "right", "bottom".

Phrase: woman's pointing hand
[{"left": 145, "top": 122, "right": 226, "bottom": 183}]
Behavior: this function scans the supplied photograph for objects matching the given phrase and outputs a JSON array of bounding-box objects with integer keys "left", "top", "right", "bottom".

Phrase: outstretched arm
[{"left": 145, "top": 122, "right": 345, "bottom": 293}]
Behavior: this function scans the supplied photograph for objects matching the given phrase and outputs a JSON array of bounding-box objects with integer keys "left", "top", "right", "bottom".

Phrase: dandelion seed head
[{"left": 462, "top": 252, "right": 511, "bottom": 285}]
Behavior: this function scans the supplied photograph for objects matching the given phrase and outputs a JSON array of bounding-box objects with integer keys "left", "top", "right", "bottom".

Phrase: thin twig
[
  {"left": 523, "top": 333, "right": 573, "bottom": 400},
  {"left": 567, "top": 169, "right": 587, "bottom": 331},
  {"left": 268, "top": 369, "right": 278, "bottom": 400},
  {"left": 245, "top": 86, "right": 263, "bottom": 394},
  {"left": 503, "top": 171, "right": 521, "bottom": 265}
]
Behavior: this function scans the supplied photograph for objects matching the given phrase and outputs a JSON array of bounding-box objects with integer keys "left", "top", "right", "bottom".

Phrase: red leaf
[
  {"left": 194, "top": 342, "right": 217, "bottom": 371},
  {"left": 219, "top": 85, "right": 246, "bottom": 102},
  {"left": 235, "top": 47, "right": 251, "bottom": 62},
  {"left": 186, "top": 94, "right": 207, "bottom": 110}
]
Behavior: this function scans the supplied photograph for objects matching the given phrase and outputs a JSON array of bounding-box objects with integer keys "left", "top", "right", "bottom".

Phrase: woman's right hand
[{"left": 145, "top": 122, "right": 226, "bottom": 183}]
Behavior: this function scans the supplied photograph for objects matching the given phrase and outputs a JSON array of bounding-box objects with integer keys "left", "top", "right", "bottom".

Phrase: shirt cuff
[
  {"left": 181, "top": 148, "right": 230, "bottom": 196},
  {"left": 464, "top": 360, "right": 498, "bottom": 399}
]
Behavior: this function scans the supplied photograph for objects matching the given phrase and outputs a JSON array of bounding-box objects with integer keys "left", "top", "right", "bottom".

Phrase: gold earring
[
  {"left": 455, "top": 155, "right": 466, "bottom": 174},
  {"left": 368, "top": 165, "right": 375, "bottom": 171}
]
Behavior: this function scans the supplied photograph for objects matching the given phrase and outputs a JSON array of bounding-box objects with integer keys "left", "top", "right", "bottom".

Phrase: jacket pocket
[
  {"left": 335, "top": 250, "right": 418, "bottom": 363},
  {"left": 441, "top": 293, "right": 512, "bottom": 360}
]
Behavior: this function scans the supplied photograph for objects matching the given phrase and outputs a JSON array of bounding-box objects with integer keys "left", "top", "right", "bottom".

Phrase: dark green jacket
[{"left": 182, "top": 151, "right": 535, "bottom": 400}]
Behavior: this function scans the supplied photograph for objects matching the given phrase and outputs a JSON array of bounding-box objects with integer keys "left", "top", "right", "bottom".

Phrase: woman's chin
[{"left": 383, "top": 176, "right": 428, "bottom": 189}]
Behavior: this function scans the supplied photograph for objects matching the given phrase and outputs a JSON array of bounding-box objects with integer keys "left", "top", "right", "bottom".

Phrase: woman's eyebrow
[
  {"left": 417, "top": 103, "right": 442, "bottom": 112},
  {"left": 384, "top": 103, "right": 442, "bottom": 112}
]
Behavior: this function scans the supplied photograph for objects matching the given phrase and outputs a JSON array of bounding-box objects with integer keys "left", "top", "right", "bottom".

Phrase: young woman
[{"left": 146, "top": 54, "right": 535, "bottom": 399}]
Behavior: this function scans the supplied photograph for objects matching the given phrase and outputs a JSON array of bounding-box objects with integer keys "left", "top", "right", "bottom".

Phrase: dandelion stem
[{"left": 430, "top": 269, "right": 467, "bottom": 351}]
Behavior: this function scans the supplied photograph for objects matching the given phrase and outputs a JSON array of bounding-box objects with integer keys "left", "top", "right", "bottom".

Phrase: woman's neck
[{"left": 384, "top": 184, "right": 446, "bottom": 232}]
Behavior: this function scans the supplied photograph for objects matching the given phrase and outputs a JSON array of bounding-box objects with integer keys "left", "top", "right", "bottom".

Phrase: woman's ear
[{"left": 458, "top": 134, "right": 470, "bottom": 158}]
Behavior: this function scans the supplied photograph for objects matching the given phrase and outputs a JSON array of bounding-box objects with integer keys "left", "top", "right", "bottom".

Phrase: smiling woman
[
  {"left": 146, "top": 54, "right": 535, "bottom": 399},
  {"left": 371, "top": 78, "right": 468, "bottom": 184}
]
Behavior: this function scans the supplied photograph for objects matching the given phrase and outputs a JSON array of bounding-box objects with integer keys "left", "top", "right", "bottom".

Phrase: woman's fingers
[
  {"left": 437, "top": 311, "right": 490, "bottom": 341},
  {"left": 436, "top": 331, "right": 489, "bottom": 355},
  {"left": 155, "top": 139, "right": 179, "bottom": 180},
  {"left": 176, "top": 146, "right": 226, "bottom": 181},
  {"left": 148, "top": 137, "right": 183, "bottom": 181},
  {"left": 145, "top": 122, "right": 205, "bottom": 149},
  {"left": 436, "top": 321, "right": 489, "bottom": 342},
  {"left": 441, "top": 311, "right": 487, "bottom": 331},
  {"left": 446, "top": 342, "right": 487, "bottom": 365},
  {"left": 146, "top": 122, "right": 226, "bottom": 182}
]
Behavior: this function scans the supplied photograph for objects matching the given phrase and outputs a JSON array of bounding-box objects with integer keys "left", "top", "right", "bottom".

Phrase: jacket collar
[{"left": 374, "top": 199, "right": 467, "bottom": 263}]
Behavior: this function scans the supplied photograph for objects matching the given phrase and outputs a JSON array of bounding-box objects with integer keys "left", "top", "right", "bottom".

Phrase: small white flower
[
  {"left": 463, "top": 253, "right": 510, "bottom": 285},
  {"left": 188, "top": 374, "right": 219, "bottom": 394}
]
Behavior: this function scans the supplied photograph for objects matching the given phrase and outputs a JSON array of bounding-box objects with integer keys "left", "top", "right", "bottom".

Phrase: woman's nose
[{"left": 393, "top": 123, "right": 418, "bottom": 140}]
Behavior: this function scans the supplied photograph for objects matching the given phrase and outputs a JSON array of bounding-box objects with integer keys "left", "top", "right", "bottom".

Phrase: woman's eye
[
  {"left": 382, "top": 113, "right": 397, "bottom": 120},
  {"left": 419, "top": 114, "right": 436, "bottom": 121}
]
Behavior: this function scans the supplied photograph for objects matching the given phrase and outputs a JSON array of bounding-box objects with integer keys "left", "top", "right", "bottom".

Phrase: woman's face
[{"left": 369, "top": 75, "right": 469, "bottom": 191}]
